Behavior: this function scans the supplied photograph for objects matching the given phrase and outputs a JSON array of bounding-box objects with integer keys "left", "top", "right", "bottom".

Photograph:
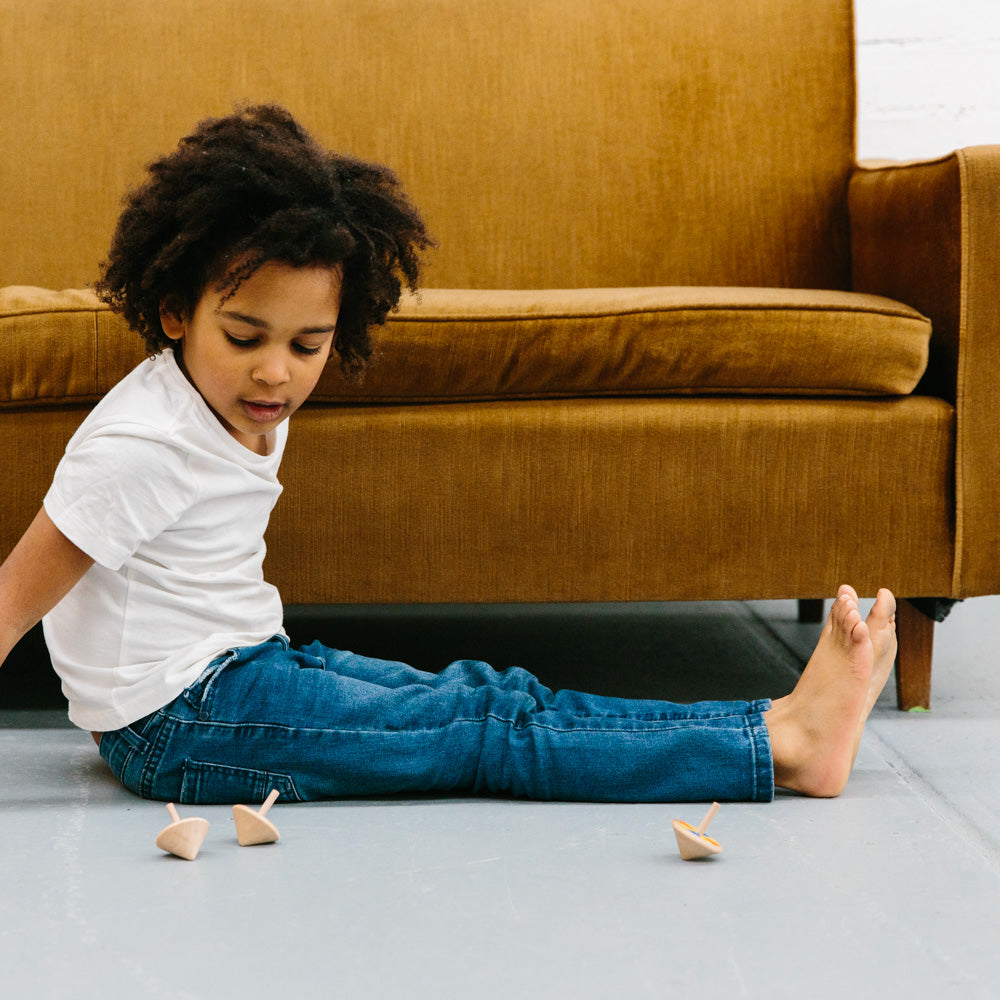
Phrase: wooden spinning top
[
  {"left": 232, "top": 789, "right": 281, "bottom": 846},
  {"left": 155, "top": 803, "right": 210, "bottom": 861},
  {"left": 672, "top": 802, "right": 723, "bottom": 860}
]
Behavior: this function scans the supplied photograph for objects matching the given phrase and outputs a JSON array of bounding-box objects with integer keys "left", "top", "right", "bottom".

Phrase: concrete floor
[{"left": 3, "top": 597, "right": 1000, "bottom": 999}]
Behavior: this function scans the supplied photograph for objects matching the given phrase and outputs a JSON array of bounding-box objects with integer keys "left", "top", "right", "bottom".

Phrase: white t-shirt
[{"left": 43, "top": 350, "right": 287, "bottom": 731}]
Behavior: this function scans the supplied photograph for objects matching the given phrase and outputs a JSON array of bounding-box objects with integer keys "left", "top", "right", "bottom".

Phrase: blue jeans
[{"left": 99, "top": 637, "right": 774, "bottom": 804}]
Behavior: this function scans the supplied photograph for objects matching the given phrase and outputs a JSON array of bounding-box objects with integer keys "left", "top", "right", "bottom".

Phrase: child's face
[{"left": 160, "top": 261, "right": 341, "bottom": 454}]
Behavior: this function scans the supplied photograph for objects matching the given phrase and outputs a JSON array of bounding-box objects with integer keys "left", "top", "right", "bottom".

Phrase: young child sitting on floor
[{"left": 0, "top": 105, "right": 897, "bottom": 804}]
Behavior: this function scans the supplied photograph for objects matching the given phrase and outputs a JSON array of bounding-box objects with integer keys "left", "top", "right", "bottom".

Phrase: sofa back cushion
[{"left": 2, "top": 0, "right": 855, "bottom": 292}]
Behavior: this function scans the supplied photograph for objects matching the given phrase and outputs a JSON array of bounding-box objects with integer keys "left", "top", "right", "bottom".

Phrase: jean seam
[
  {"left": 455, "top": 714, "right": 748, "bottom": 735},
  {"left": 138, "top": 713, "right": 174, "bottom": 800},
  {"left": 750, "top": 712, "right": 774, "bottom": 802},
  {"left": 160, "top": 713, "right": 760, "bottom": 738},
  {"left": 104, "top": 739, "right": 135, "bottom": 784}
]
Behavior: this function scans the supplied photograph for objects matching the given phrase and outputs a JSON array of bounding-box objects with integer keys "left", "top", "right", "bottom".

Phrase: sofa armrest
[{"left": 849, "top": 147, "right": 1000, "bottom": 597}]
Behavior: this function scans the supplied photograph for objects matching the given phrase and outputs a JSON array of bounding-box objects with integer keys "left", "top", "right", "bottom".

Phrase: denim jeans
[{"left": 99, "top": 636, "right": 774, "bottom": 804}]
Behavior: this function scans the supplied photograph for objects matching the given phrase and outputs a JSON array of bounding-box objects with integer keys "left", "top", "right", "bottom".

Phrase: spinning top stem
[{"left": 696, "top": 801, "right": 720, "bottom": 835}]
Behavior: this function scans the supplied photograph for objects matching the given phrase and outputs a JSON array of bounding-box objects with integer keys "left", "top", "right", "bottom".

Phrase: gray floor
[{"left": 3, "top": 597, "right": 1000, "bottom": 999}]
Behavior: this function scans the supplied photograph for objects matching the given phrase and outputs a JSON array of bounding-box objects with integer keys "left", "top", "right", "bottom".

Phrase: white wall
[{"left": 855, "top": 0, "right": 1000, "bottom": 159}]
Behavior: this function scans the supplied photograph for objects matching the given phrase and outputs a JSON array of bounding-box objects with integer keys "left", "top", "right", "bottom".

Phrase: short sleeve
[{"left": 44, "top": 429, "right": 198, "bottom": 571}]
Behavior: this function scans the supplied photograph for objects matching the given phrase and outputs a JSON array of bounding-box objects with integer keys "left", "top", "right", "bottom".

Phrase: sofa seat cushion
[
  {"left": 0, "top": 286, "right": 930, "bottom": 406},
  {"left": 330, "top": 287, "right": 930, "bottom": 402}
]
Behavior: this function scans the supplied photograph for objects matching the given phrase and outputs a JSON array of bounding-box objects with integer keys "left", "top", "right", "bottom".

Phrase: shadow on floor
[{"left": 0, "top": 601, "right": 807, "bottom": 721}]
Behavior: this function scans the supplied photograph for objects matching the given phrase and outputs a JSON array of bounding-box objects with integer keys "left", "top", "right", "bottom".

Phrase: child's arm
[{"left": 0, "top": 508, "right": 94, "bottom": 669}]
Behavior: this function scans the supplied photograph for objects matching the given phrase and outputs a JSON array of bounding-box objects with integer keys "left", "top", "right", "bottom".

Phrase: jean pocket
[{"left": 179, "top": 758, "right": 300, "bottom": 805}]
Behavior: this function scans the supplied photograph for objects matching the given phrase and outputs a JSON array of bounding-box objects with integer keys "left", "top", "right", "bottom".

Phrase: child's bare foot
[
  {"left": 820, "top": 585, "right": 898, "bottom": 764},
  {"left": 863, "top": 588, "right": 898, "bottom": 718},
  {"left": 763, "top": 586, "right": 892, "bottom": 797},
  {"left": 846, "top": 587, "right": 897, "bottom": 770}
]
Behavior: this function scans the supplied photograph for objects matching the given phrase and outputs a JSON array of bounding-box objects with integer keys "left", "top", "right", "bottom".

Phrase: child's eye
[
  {"left": 224, "top": 332, "right": 323, "bottom": 356},
  {"left": 224, "top": 333, "right": 257, "bottom": 349}
]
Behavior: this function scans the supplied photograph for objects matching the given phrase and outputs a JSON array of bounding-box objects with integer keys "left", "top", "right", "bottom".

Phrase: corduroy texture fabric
[
  {"left": 0, "top": 286, "right": 931, "bottom": 406},
  {"left": 850, "top": 147, "right": 1000, "bottom": 598},
  {"left": 0, "top": 0, "right": 855, "bottom": 291},
  {"left": 268, "top": 397, "right": 955, "bottom": 605}
]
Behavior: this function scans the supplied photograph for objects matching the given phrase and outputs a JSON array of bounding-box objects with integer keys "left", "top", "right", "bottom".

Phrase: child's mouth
[{"left": 241, "top": 400, "right": 286, "bottom": 422}]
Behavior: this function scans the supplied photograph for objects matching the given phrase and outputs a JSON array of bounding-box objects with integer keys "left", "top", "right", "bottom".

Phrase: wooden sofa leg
[
  {"left": 895, "top": 598, "right": 934, "bottom": 711},
  {"left": 797, "top": 599, "right": 825, "bottom": 623}
]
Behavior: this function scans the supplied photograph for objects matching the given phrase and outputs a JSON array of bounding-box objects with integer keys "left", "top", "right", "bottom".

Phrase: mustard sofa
[{"left": 3, "top": 0, "right": 998, "bottom": 709}]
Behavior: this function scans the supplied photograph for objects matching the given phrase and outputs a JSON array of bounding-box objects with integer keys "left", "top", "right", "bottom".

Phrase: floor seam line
[{"left": 866, "top": 726, "right": 1000, "bottom": 878}]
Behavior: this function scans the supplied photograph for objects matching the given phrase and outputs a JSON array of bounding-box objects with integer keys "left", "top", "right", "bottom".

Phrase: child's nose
[{"left": 252, "top": 350, "right": 291, "bottom": 385}]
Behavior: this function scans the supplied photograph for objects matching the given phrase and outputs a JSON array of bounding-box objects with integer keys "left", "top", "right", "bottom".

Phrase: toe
[
  {"left": 869, "top": 588, "right": 897, "bottom": 625},
  {"left": 847, "top": 611, "right": 869, "bottom": 646},
  {"left": 830, "top": 589, "right": 858, "bottom": 630}
]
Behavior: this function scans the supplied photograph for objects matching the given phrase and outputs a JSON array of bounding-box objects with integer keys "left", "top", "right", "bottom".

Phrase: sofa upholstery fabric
[{"left": 1, "top": 0, "right": 855, "bottom": 292}]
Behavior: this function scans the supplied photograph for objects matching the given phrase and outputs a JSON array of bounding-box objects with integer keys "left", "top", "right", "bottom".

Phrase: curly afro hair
[{"left": 94, "top": 104, "right": 433, "bottom": 377}]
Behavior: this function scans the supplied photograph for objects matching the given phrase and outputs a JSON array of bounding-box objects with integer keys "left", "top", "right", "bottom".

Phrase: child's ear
[{"left": 159, "top": 300, "right": 187, "bottom": 342}]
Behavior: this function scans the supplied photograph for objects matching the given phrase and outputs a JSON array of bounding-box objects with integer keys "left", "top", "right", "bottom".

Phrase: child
[{"left": 0, "top": 105, "right": 897, "bottom": 804}]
